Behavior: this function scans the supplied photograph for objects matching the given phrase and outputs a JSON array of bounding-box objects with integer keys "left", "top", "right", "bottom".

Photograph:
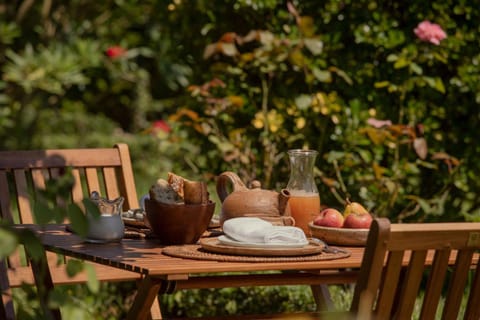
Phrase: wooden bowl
[
  {"left": 308, "top": 222, "right": 369, "bottom": 246},
  {"left": 145, "top": 199, "right": 215, "bottom": 245}
]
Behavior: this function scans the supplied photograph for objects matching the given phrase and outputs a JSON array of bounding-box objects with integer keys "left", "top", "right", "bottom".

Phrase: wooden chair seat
[
  {"left": 0, "top": 143, "right": 161, "bottom": 319},
  {"left": 7, "top": 262, "right": 141, "bottom": 287}
]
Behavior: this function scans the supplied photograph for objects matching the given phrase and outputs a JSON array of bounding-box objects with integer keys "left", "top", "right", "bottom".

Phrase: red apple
[
  {"left": 313, "top": 208, "right": 344, "bottom": 228},
  {"left": 343, "top": 213, "right": 373, "bottom": 229}
]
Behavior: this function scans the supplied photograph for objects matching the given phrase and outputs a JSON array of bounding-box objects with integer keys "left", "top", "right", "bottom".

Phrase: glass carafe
[
  {"left": 90, "top": 191, "right": 124, "bottom": 215},
  {"left": 286, "top": 149, "right": 321, "bottom": 235}
]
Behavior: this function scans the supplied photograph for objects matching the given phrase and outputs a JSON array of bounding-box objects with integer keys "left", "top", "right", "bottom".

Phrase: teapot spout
[{"left": 278, "top": 189, "right": 291, "bottom": 216}]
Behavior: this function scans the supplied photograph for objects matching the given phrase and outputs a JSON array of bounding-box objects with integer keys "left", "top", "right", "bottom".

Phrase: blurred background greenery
[{"left": 1, "top": 0, "right": 479, "bottom": 318}]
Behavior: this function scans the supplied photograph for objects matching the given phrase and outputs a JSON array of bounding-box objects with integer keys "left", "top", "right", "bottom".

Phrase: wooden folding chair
[
  {"left": 0, "top": 143, "right": 161, "bottom": 319},
  {"left": 351, "top": 218, "right": 480, "bottom": 320}
]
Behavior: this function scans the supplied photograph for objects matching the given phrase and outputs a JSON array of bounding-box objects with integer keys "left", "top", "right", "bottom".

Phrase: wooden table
[{"left": 28, "top": 225, "right": 364, "bottom": 320}]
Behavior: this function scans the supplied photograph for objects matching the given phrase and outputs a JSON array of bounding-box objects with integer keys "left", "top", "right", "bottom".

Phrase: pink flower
[
  {"left": 414, "top": 21, "right": 447, "bottom": 45},
  {"left": 105, "top": 46, "right": 127, "bottom": 58},
  {"left": 151, "top": 120, "right": 171, "bottom": 134}
]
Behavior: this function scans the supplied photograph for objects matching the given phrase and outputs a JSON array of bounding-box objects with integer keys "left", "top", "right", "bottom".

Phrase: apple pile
[{"left": 313, "top": 199, "right": 373, "bottom": 229}]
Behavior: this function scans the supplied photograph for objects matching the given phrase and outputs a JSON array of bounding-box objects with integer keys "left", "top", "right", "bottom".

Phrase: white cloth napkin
[{"left": 222, "top": 217, "right": 307, "bottom": 245}]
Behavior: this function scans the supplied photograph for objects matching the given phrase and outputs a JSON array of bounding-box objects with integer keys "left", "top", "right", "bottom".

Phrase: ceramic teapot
[{"left": 216, "top": 171, "right": 293, "bottom": 226}]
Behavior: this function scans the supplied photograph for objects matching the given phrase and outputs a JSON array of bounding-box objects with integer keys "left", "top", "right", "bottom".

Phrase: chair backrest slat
[
  {"left": 376, "top": 251, "right": 403, "bottom": 319},
  {"left": 0, "top": 172, "right": 12, "bottom": 223},
  {"left": 85, "top": 167, "right": 101, "bottom": 195},
  {"left": 351, "top": 218, "right": 480, "bottom": 320},
  {"left": 115, "top": 143, "right": 138, "bottom": 210},
  {"left": 420, "top": 249, "right": 450, "bottom": 320},
  {"left": 442, "top": 250, "right": 475, "bottom": 319},
  {"left": 103, "top": 167, "right": 120, "bottom": 200},
  {"left": 31, "top": 169, "right": 47, "bottom": 195},
  {"left": 13, "top": 169, "right": 33, "bottom": 224},
  {"left": 465, "top": 262, "right": 480, "bottom": 320},
  {"left": 396, "top": 250, "right": 427, "bottom": 319},
  {"left": 71, "top": 168, "right": 84, "bottom": 203}
]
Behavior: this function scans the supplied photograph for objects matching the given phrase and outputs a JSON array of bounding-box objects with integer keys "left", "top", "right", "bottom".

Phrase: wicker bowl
[
  {"left": 308, "top": 222, "right": 369, "bottom": 246},
  {"left": 144, "top": 199, "right": 215, "bottom": 245}
]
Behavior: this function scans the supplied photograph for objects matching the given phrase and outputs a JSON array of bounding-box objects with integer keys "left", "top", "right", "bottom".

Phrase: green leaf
[
  {"left": 434, "top": 78, "right": 446, "bottom": 94},
  {"left": 82, "top": 198, "right": 100, "bottom": 217},
  {"left": 331, "top": 67, "right": 353, "bottom": 85},
  {"left": 409, "top": 63, "right": 423, "bottom": 75},
  {"left": 374, "top": 81, "right": 390, "bottom": 88},
  {"left": 20, "top": 229, "right": 44, "bottom": 262},
  {"left": 417, "top": 198, "right": 432, "bottom": 214},
  {"left": 393, "top": 56, "right": 409, "bottom": 69},
  {"left": 294, "top": 94, "right": 312, "bottom": 110},
  {"left": 66, "top": 259, "right": 85, "bottom": 277},
  {"left": 325, "top": 151, "right": 346, "bottom": 162},
  {"left": 386, "top": 54, "right": 398, "bottom": 62},
  {"left": 33, "top": 201, "right": 54, "bottom": 224},
  {"left": 297, "top": 16, "right": 315, "bottom": 37},
  {"left": 67, "top": 204, "right": 88, "bottom": 237},
  {"left": 0, "top": 227, "right": 18, "bottom": 259},
  {"left": 85, "top": 263, "right": 99, "bottom": 293},
  {"left": 303, "top": 38, "right": 323, "bottom": 55},
  {"left": 312, "top": 68, "right": 331, "bottom": 83}
]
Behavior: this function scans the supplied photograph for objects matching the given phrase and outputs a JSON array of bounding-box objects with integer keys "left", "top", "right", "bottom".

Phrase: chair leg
[
  {"left": 1, "top": 259, "right": 15, "bottom": 320},
  {"left": 28, "top": 250, "right": 62, "bottom": 320},
  {"left": 311, "top": 284, "right": 333, "bottom": 311},
  {"left": 1, "top": 288, "right": 15, "bottom": 320}
]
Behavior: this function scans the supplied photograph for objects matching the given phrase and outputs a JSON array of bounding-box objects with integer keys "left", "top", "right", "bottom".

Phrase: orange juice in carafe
[
  {"left": 286, "top": 149, "right": 320, "bottom": 236},
  {"left": 288, "top": 191, "right": 320, "bottom": 236}
]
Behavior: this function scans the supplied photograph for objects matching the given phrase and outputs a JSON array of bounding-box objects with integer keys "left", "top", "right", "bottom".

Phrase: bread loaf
[
  {"left": 183, "top": 180, "right": 209, "bottom": 205},
  {"left": 149, "top": 173, "right": 210, "bottom": 205},
  {"left": 149, "top": 179, "right": 182, "bottom": 204},
  {"left": 167, "top": 172, "right": 185, "bottom": 198}
]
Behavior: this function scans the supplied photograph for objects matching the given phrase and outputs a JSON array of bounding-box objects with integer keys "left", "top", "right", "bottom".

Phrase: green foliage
[
  {"left": 168, "top": 0, "right": 480, "bottom": 223},
  {"left": 1, "top": 0, "right": 480, "bottom": 317},
  {"left": 161, "top": 285, "right": 317, "bottom": 318}
]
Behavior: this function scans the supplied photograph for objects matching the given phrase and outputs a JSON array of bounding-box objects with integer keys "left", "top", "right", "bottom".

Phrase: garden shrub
[{"left": 1, "top": 0, "right": 480, "bottom": 317}]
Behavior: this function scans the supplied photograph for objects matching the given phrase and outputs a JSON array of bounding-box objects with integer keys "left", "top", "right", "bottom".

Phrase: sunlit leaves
[
  {"left": 360, "top": 127, "right": 391, "bottom": 145},
  {"left": 295, "top": 117, "right": 306, "bottom": 129},
  {"left": 294, "top": 94, "right": 311, "bottom": 110},
  {"left": 227, "top": 95, "right": 245, "bottom": 108},
  {"left": 312, "top": 67, "right": 332, "bottom": 82},
  {"left": 303, "top": 38, "right": 323, "bottom": 55},
  {"left": 252, "top": 110, "right": 284, "bottom": 133},
  {"left": 297, "top": 16, "right": 316, "bottom": 37},
  {"left": 4, "top": 44, "right": 91, "bottom": 95},
  {"left": 413, "top": 137, "right": 428, "bottom": 159},
  {"left": 374, "top": 81, "right": 390, "bottom": 88}
]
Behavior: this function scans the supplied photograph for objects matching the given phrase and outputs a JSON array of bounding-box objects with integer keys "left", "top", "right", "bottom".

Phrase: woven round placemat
[{"left": 162, "top": 244, "right": 350, "bottom": 263}]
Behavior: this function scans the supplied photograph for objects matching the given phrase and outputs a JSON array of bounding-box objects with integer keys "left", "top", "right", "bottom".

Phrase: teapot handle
[{"left": 216, "top": 171, "right": 248, "bottom": 203}]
